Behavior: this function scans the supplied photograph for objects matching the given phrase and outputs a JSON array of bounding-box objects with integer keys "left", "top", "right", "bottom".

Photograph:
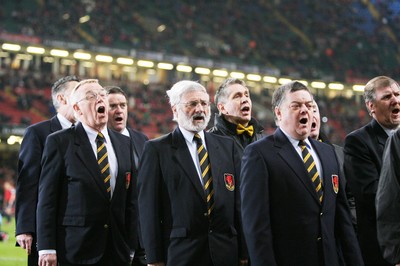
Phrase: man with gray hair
[
  {"left": 15, "top": 75, "right": 80, "bottom": 266},
  {"left": 344, "top": 76, "right": 400, "bottom": 266},
  {"left": 209, "top": 78, "right": 263, "bottom": 157},
  {"left": 138, "top": 80, "right": 247, "bottom": 266}
]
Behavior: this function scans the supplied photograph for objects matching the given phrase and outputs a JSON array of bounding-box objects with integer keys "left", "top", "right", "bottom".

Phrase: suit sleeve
[
  {"left": 137, "top": 141, "right": 164, "bottom": 263},
  {"left": 36, "top": 135, "right": 63, "bottom": 250},
  {"left": 331, "top": 149, "right": 364, "bottom": 265},
  {"left": 232, "top": 141, "right": 248, "bottom": 260},
  {"left": 376, "top": 134, "right": 400, "bottom": 265},
  {"left": 16, "top": 126, "right": 43, "bottom": 236},
  {"left": 123, "top": 136, "right": 138, "bottom": 251},
  {"left": 240, "top": 144, "right": 277, "bottom": 266}
]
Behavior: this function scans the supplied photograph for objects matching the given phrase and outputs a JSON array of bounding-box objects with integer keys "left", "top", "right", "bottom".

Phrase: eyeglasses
[
  {"left": 288, "top": 101, "right": 314, "bottom": 111},
  {"left": 76, "top": 90, "right": 107, "bottom": 103},
  {"left": 179, "top": 100, "right": 211, "bottom": 109}
]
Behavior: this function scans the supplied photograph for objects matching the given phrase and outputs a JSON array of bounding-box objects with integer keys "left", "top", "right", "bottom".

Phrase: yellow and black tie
[
  {"left": 194, "top": 133, "right": 214, "bottom": 217},
  {"left": 97, "top": 132, "right": 111, "bottom": 198},
  {"left": 299, "top": 140, "right": 323, "bottom": 203}
]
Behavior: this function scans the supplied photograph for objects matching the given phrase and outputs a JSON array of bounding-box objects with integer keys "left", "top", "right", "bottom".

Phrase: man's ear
[
  {"left": 366, "top": 101, "right": 375, "bottom": 115},
  {"left": 275, "top": 106, "right": 282, "bottom": 121},
  {"left": 172, "top": 105, "right": 177, "bottom": 117},
  {"left": 73, "top": 103, "right": 80, "bottom": 114},
  {"left": 217, "top": 102, "right": 226, "bottom": 115},
  {"left": 57, "top": 94, "right": 67, "bottom": 105}
]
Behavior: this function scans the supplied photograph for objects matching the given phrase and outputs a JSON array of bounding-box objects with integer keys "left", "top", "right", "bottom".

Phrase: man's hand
[
  {"left": 39, "top": 254, "right": 57, "bottom": 266},
  {"left": 16, "top": 234, "right": 33, "bottom": 254}
]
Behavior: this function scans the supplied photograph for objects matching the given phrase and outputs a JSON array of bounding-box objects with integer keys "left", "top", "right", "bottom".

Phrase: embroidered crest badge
[
  {"left": 126, "top": 172, "right": 131, "bottom": 189},
  {"left": 332, "top": 174, "right": 339, "bottom": 194},
  {"left": 224, "top": 173, "right": 235, "bottom": 191}
]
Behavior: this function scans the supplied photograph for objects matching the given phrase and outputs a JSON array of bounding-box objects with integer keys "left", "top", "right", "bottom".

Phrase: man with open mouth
[
  {"left": 137, "top": 80, "right": 247, "bottom": 266},
  {"left": 345, "top": 76, "right": 400, "bottom": 266},
  {"left": 106, "top": 86, "right": 148, "bottom": 266},
  {"left": 209, "top": 78, "right": 264, "bottom": 158},
  {"left": 240, "top": 81, "right": 363, "bottom": 266},
  {"left": 36, "top": 79, "right": 136, "bottom": 266}
]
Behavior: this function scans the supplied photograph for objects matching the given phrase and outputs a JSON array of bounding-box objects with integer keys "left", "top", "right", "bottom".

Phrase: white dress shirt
[
  {"left": 179, "top": 126, "right": 207, "bottom": 185},
  {"left": 82, "top": 123, "right": 118, "bottom": 197},
  {"left": 280, "top": 128, "right": 323, "bottom": 179}
]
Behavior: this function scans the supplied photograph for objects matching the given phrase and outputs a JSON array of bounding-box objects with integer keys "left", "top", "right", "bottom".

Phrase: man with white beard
[{"left": 137, "top": 80, "right": 247, "bottom": 266}]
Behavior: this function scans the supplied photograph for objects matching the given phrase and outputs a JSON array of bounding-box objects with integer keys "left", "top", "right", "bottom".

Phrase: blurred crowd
[
  {"left": 1, "top": 0, "right": 399, "bottom": 82},
  {"left": 0, "top": 66, "right": 370, "bottom": 145}
]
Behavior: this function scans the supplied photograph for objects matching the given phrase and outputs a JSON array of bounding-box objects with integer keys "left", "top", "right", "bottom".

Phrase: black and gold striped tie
[
  {"left": 299, "top": 140, "right": 323, "bottom": 203},
  {"left": 96, "top": 133, "right": 111, "bottom": 198},
  {"left": 194, "top": 133, "right": 214, "bottom": 217}
]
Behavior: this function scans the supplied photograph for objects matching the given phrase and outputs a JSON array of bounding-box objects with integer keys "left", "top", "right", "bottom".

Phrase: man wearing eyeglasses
[
  {"left": 15, "top": 75, "right": 80, "bottom": 266},
  {"left": 240, "top": 81, "right": 363, "bottom": 265},
  {"left": 36, "top": 79, "right": 136, "bottom": 266},
  {"left": 209, "top": 78, "right": 264, "bottom": 156},
  {"left": 137, "top": 80, "right": 248, "bottom": 266}
]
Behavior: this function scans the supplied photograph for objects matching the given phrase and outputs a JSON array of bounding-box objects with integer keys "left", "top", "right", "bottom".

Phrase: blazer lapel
[
  {"left": 371, "top": 119, "right": 389, "bottom": 150},
  {"left": 128, "top": 128, "right": 142, "bottom": 169},
  {"left": 275, "top": 129, "right": 321, "bottom": 204},
  {"left": 171, "top": 128, "right": 206, "bottom": 202},
  {"left": 109, "top": 129, "right": 127, "bottom": 198},
  {"left": 74, "top": 123, "right": 109, "bottom": 200}
]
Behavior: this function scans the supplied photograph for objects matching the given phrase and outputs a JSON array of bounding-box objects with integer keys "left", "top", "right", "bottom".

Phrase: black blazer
[
  {"left": 16, "top": 116, "right": 62, "bottom": 238},
  {"left": 138, "top": 127, "right": 245, "bottom": 266},
  {"left": 127, "top": 127, "right": 148, "bottom": 170},
  {"left": 126, "top": 127, "right": 148, "bottom": 248},
  {"left": 344, "top": 119, "right": 391, "bottom": 266},
  {"left": 241, "top": 128, "right": 363, "bottom": 266},
  {"left": 36, "top": 123, "right": 135, "bottom": 264}
]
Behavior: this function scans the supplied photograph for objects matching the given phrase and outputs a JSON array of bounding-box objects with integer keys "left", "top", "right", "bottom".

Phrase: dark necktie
[
  {"left": 236, "top": 124, "right": 254, "bottom": 137},
  {"left": 194, "top": 133, "right": 214, "bottom": 217},
  {"left": 299, "top": 140, "right": 323, "bottom": 203},
  {"left": 96, "top": 133, "right": 111, "bottom": 198}
]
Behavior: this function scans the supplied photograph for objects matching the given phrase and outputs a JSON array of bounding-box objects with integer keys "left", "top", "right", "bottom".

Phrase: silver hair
[{"left": 166, "top": 80, "right": 207, "bottom": 107}]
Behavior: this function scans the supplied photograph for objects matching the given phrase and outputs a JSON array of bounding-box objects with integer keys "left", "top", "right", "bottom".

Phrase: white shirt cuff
[{"left": 38, "top": 250, "right": 57, "bottom": 256}]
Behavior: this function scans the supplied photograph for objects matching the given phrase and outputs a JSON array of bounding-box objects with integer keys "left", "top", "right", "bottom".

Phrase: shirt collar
[
  {"left": 378, "top": 123, "right": 397, "bottom": 137},
  {"left": 280, "top": 127, "right": 312, "bottom": 149},
  {"left": 82, "top": 123, "right": 110, "bottom": 144},
  {"left": 375, "top": 119, "right": 397, "bottom": 137},
  {"left": 121, "top": 127, "right": 129, "bottom": 137},
  {"left": 179, "top": 126, "right": 205, "bottom": 144},
  {"left": 57, "top": 113, "right": 74, "bottom": 129}
]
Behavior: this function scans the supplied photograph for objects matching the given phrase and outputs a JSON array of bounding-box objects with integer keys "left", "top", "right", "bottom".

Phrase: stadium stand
[
  {"left": 0, "top": 0, "right": 397, "bottom": 157},
  {"left": 0, "top": 1, "right": 398, "bottom": 216},
  {"left": 1, "top": 0, "right": 399, "bottom": 82}
]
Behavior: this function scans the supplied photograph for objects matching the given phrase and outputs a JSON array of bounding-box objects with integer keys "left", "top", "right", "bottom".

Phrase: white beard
[{"left": 176, "top": 106, "right": 211, "bottom": 132}]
